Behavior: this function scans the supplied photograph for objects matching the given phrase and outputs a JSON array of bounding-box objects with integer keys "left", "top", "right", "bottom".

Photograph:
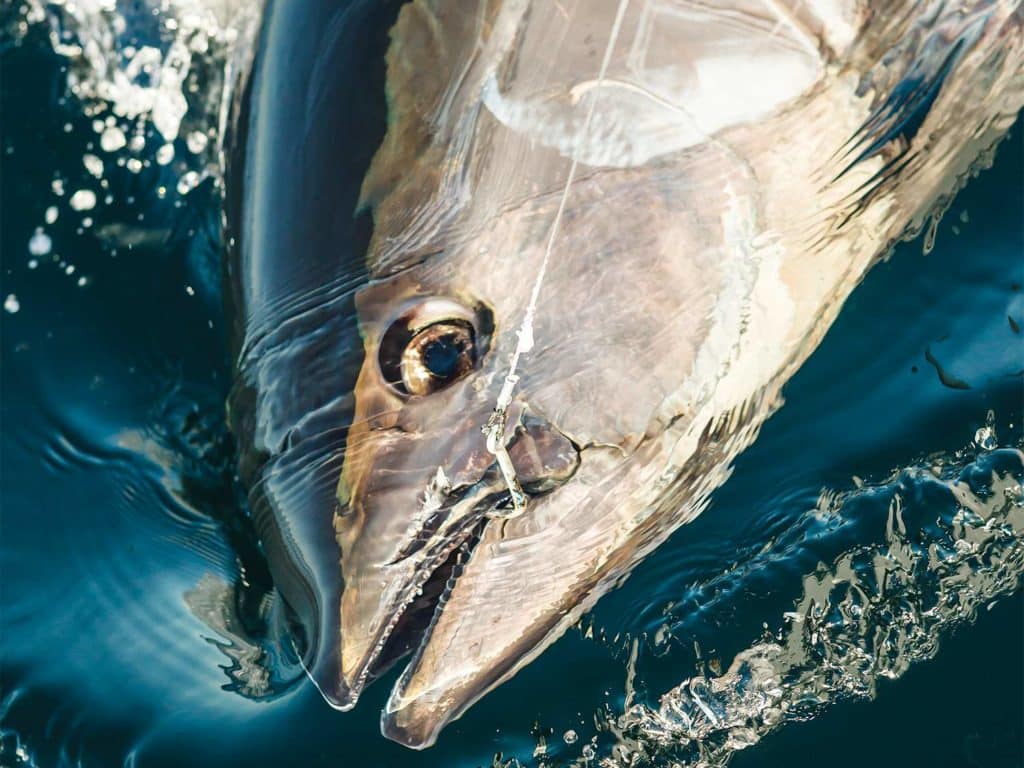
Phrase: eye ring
[{"left": 378, "top": 299, "right": 490, "bottom": 397}]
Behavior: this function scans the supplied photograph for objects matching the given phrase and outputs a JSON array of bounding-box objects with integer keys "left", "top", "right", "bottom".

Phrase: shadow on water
[{"left": 1, "top": 9, "right": 1022, "bottom": 768}]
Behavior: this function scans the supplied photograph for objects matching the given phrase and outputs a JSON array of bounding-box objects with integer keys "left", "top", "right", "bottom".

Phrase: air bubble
[{"left": 5, "top": 294, "right": 20, "bottom": 313}]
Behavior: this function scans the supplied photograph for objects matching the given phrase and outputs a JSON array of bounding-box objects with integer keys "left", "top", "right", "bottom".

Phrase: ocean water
[{"left": 1, "top": 3, "right": 1022, "bottom": 768}]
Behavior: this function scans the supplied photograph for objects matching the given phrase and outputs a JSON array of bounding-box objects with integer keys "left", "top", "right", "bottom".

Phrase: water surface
[{"left": 1, "top": 3, "right": 1022, "bottom": 767}]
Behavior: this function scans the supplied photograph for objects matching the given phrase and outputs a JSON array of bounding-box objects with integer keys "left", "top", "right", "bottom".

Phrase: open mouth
[
  {"left": 342, "top": 481, "right": 508, "bottom": 699},
  {"left": 368, "top": 514, "right": 490, "bottom": 681}
]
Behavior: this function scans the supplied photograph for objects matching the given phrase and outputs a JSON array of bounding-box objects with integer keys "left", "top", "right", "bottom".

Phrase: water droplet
[
  {"left": 83, "top": 153, "right": 104, "bottom": 178},
  {"left": 69, "top": 189, "right": 97, "bottom": 210},
  {"left": 4, "top": 294, "right": 20, "bottom": 313},
  {"left": 190, "top": 33, "right": 210, "bottom": 55},
  {"left": 563, "top": 730, "right": 578, "bottom": 745},
  {"left": 974, "top": 410, "right": 998, "bottom": 451},
  {"left": 186, "top": 130, "right": 208, "bottom": 154},
  {"left": 176, "top": 170, "right": 200, "bottom": 195},
  {"left": 100, "top": 125, "right": 126, "bottom": 152},
  {"left": 28, "top": 229, "right": 52, "bottom": 256},
  {"left": 532, "top": 737, "right": 548, "bottom": 758},
  {"left": 156, "top": 143, "right": 175, "bottom": 165}
]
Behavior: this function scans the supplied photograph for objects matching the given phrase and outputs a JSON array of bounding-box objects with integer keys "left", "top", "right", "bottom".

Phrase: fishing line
[{"left": 484, "top": 0, "right": 633, "bottom": 515}]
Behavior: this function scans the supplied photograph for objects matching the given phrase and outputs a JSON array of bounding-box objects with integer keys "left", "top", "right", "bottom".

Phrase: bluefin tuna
[{"left": 225, "top": 0, "right": 1023, "bottom": 749}]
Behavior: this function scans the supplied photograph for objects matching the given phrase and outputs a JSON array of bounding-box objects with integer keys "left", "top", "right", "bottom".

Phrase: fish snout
[{"left": 505, "top": 414, "right": 580, "bottom": 494}]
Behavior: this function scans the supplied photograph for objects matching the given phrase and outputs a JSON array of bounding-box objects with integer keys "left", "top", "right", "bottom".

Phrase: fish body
[{"left": 225, "top": 0, "right": 1023, "bottom": 748}]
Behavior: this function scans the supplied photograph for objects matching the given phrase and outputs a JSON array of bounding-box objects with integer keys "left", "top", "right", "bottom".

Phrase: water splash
[
  {"left": 6, "top": 0, "right": 257, "bottom": 279},
  {"left": 582, "top": 442, "right": 1023, "bottom": 768},
  {"left": 17, "top": 0, "right": 254, "bottom": 147},
  {"left": 0, "top": 690, "right": 37, "bottom": 768}
]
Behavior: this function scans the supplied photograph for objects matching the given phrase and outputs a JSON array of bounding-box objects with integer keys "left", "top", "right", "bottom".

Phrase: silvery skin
[{"left": 225, "top": 0, "right": 1023, "bottom": 748}]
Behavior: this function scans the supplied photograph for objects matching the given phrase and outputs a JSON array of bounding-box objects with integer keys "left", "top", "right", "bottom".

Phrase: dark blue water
[{"left": 2, "top": 9, "right": 1022, "bottom": 768}]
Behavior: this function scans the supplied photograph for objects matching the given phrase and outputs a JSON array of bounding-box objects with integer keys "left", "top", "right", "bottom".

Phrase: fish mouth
[
  {"left": 328, "top": 477, "right": 508, "bottom": 710},
  {"left": 326, "top": 390, "right": 586, "bottom": 746},
  {"left": 361, "top": 514, "right": 490, "bottom": 695}
]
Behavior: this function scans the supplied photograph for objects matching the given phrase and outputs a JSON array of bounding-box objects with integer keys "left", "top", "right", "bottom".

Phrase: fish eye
[
  {"left": 378, "top": 299, "right": 489, "bottom": 397},
  {"left": 400, "top": 321, "right": 475, "bottom": 396}
]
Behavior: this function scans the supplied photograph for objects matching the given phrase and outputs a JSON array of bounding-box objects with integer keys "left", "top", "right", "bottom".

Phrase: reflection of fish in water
[{"left": 223, "top": 0, "right": 1023, "bottom": 749}]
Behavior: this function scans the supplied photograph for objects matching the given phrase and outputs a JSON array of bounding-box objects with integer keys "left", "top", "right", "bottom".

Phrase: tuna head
[
  {"left": 330, "top": 169, "right": 740, "bottom": 747},
  {"left": 297, "top": 0, "right": 1023, "bottom": 751}
]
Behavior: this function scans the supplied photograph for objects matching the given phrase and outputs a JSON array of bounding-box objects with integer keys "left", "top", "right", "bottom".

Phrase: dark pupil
[{"left": 422, "top": 334, "right": 465, "bottom": 379}]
